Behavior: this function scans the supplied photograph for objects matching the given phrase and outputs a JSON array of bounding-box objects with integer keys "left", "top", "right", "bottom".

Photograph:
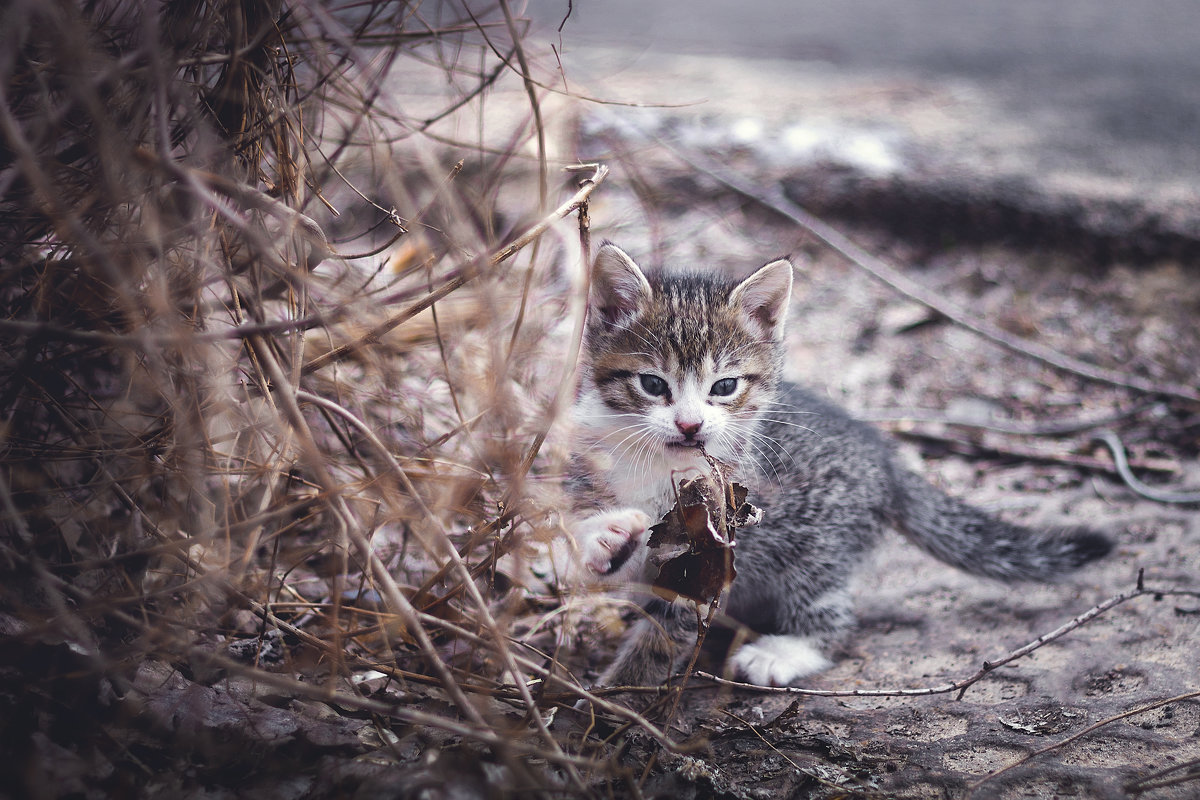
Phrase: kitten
[{"left": 561, "top": 243, "right": 1112, "bottom": 688}]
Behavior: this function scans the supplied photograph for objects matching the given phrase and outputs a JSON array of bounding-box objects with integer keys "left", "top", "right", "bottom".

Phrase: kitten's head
[{"left": 575, "top": 243, "right": 793, "bottom": 469}]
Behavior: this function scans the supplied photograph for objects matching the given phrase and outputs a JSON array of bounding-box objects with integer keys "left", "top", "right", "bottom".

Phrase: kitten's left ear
[{"left": 729, "top": 258, "right": 794, "bottom": 340}]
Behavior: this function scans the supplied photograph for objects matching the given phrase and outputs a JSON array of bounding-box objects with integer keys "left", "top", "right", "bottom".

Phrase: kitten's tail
[{"left": 889, "top": 468, "right": 1112, "bottom": 582}]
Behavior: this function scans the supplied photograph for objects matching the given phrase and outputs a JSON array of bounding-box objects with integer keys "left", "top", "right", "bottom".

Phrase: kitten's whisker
[
  {"left": 744, "top": 429, "right": 797, "bottom": 473},
  {"left": 607, "top": 426, "right": 656, "bottom": 461},
  {"left": 591, "top": 418, "right": 652, "bottom": 436},
  {"left": 613, "top": 425, "right": 665, "bottom": 473},
  {"left": 759, "top": 402, "right": 821, "bottom": 416},
  {"left": 581, "top": 423, "right": 659, "bottom": 462},
  {"left": 740, "top": 437, "right": 786, "bottom": 486},
  {"left": 765, "top": 420, "right": 823, "bottom": 437},
  {"left": 725, "top": 409, "right": 823, "bottom": 440},
  {"left": 624, "top": 429, "right": 662, "bottom": 478},
  {"left": 581, "top": 420, "right": 653, "bottom": 448},
  {"left": 758, "top": 409, "right": 821, "bottom": 417}
]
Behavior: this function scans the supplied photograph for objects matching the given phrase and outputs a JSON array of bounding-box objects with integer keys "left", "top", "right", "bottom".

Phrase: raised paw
[
  {"left": 575, "top": 508, "right": 652, "bottom": 578},
  {"left": 729, "top": 635, "right": 832, "bottom": 687}
]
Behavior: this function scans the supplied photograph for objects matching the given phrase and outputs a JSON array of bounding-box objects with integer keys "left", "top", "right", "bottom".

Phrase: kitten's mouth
[{"left": 667, "top": 439, "right": 703, "bottom": 449}]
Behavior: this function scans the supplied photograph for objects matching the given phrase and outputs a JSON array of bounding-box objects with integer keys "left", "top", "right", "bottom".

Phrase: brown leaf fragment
[
  {"left": 728, "top": 482, "right": 763, "bottom": 529},
  {"left": 646, "top": 473, "right": 761, "bottom": 605},
  {"left": 653, "top": 550, "right": 736, "bottom": 606}
]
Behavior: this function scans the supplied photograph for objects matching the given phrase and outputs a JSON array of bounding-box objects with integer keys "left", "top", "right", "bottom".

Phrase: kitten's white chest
[{"left": 603, "top": 449, "right": 708, "bottom": 518}]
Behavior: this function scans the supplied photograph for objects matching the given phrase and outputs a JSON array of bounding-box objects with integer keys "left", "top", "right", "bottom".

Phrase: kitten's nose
[{"left": 675, "top": 420, "right": 703, "bottom": 437}]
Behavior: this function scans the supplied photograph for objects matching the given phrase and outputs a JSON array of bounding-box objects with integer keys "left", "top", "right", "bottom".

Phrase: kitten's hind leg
[{"left": 598, "top": 599, "right": 698, "bottom": 689}]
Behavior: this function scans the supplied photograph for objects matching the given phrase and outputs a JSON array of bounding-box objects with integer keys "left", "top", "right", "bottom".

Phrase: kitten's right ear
[{"left": 589, "top": 243, "right": 652, "bottom": 328}]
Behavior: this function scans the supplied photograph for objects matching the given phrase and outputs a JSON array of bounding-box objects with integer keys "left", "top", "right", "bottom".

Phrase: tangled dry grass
[{"left": 0, "top": 1, "right": 633, "bottom": 795}]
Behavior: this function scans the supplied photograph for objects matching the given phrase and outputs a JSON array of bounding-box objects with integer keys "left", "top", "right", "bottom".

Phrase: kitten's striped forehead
[
  {"left": 588, "top": 270, "right": 778, "bottom": 375},
  {"left": 656, "top": 274, "right": 751, "bottom": 371}
]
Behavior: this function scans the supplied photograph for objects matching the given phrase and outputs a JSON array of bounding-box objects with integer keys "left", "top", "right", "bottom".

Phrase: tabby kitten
[{"left": 562, "top": 243, "right": 1111, "bottom": 688}]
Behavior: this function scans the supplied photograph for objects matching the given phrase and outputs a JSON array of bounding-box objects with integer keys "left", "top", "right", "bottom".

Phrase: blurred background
[{"left": 522, "top": 0, "right": 1200, "bottom": 259}]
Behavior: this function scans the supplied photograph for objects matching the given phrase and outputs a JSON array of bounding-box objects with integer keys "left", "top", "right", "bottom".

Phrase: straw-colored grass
[{"left": 0, "top": 1, "right": 630, "bottom": 794}]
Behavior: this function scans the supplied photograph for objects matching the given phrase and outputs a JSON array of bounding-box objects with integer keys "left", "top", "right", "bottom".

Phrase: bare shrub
[{"left": 1, "top": 1, "right": 611, "bottom": 793}]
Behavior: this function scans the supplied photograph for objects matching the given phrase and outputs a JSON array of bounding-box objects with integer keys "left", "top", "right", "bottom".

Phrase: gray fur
[{"left": 568, "top": 243, "right": 1112, "bottom": 688}]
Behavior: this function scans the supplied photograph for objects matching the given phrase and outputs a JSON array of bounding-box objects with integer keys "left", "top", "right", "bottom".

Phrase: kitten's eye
[
  {"left": 639, "top": 374, "right": 669, "bottom": 397},
  {"left": 710, "top": 377, "right": 738, "bottom": 397}
]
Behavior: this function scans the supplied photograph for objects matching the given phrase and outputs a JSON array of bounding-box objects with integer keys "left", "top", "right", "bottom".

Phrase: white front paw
[
  {"left": 575, "top": 508, "right": 651, "bottom": 578},
  {"left": 730, "top": 635, "right": 831, "bottom": 686}
]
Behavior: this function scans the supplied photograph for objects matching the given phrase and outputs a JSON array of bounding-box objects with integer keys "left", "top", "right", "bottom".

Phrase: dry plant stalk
[{"left": 0, "top": 0, "right": 619, "bottom": 794}]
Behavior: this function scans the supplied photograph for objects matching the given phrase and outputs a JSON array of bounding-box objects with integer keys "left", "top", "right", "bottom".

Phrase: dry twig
[
  {"left": 693, "top": 571, "right": 1200, "bottom": 700},
  {"left": 970, "top": 688, "right": 1200, "bottom": 796},
  {"left": 650, "top": 137, "right": 1200, "bottom": 405}
]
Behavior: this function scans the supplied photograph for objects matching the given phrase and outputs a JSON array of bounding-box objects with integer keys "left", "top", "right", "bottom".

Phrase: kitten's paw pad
[
  {"left": 731, "top": 635, "right": 831, "bottom": 687},
  {"left": 576, "top": 509, "right": 651, "bottom": 576}
]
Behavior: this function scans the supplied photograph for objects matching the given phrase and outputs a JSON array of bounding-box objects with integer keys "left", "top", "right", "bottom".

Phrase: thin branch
[
  {"left": 858, "top": 400, "right": 1160, "bottom": 438},
  {"left": 719, "top": 709, "right": 889, "bottom": 798},
  {"left": 249, "top": 337, "right": 493, "bottom": 735},
  {"left": 292, "top": 390, "right": 587, "bottom": 791},
  {"left": 245, "top": 588, "right": 685, "bottom": 753},
  {"left": 887, "top": 425, "right": 1178, "bottom": 477},
  {"left": 459, "top": 7, "right": 701, "bottom": 111},
  {"left": 497, "top": 0, "right": 547, "bottom": 210},
  {"left": 133, "top": 148, "right": 332, "bottom": 268},
  {"left": 692, "top": 575, "right": 1200, "bottom": 700},
  {"left": 513, "top": 163, "right": 604, "bottom": 477},
  {"left": 1092, "top": 430, "right": 1200, "bottom": 504},
  {"left": 651, "top": 137, "right": 1200, "bottom": 404},
  {"left": 970, "top": 689, "right": 1200, "bottom": 795},
  {"left": 1125, "top": 757, "right": 1200, "bottom": 794}
]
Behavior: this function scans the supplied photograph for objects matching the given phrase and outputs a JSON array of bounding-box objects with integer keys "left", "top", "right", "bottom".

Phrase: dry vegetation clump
[{"left": 0, "top": 1, "right": 625, "bottom": 795}]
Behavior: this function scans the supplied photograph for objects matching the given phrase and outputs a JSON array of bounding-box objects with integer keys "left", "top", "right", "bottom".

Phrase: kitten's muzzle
[{"left": 672, "top": 420, "right": 705, "bottom": 447}]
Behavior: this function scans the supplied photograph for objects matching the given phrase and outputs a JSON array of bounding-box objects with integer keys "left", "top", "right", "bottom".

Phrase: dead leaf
[{"left": 647, "top": 470, "right": 761, "bottom": 605}]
